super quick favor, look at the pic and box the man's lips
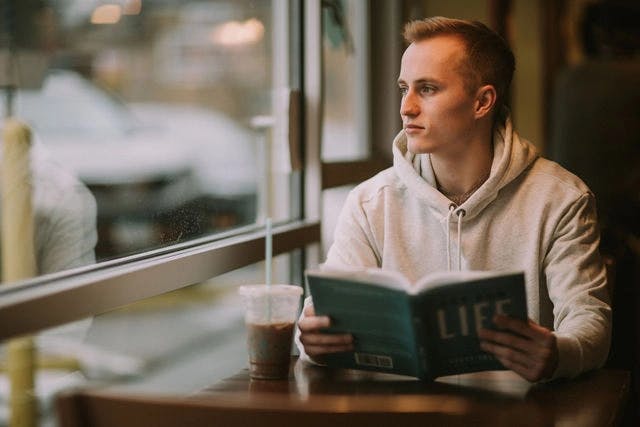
[404,124,425,133]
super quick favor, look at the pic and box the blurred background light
[123,0,142,16]
[210,18,265,46]
[91,4,122,25]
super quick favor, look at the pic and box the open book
[305,267,527,380]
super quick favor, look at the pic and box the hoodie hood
[392,116,539,221]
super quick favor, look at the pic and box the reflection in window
[2,0,295,263]
[321,0,370,161]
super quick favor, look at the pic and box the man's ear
[474,85,497,119]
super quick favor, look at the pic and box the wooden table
[56,358,631,427]
[198,358,631,427]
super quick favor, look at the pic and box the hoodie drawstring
[446,205,455,271]
[446,204,466,271]
[456,209,465,270]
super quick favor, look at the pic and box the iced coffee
[247,322,295,379]
[239,284,302,380]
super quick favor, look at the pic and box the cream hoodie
[298,117,611,380]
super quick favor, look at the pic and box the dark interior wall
[547,3,640,425]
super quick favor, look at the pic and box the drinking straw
[265,217,272,321]
[265,217,272,288]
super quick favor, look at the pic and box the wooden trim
[321,158,390,189]
[303,0,323,222]
[0,221,320,340]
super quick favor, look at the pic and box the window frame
[0,220,319,340]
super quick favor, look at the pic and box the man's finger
[478,327,537,354]
[299,332,353,346]
[298,315,330,331]
[480,340,531,367]
[493,315,543,340]
[305,343,354,357]
[493,355,539,382]
[303,303,316,317]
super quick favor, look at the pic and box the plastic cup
[238,284,303,380]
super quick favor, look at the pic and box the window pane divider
[0,220,319,340]
[321,158,390,189]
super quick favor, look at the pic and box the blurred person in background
[0,133,98,275]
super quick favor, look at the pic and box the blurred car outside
[3,69,258,259]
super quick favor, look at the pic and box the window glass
[321,0,370,161]
[0,0,298,276]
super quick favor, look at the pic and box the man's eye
[421,86,435,94]
[398,86,408,95]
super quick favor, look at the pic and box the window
[0,0,328,330]
[0,1,320,424]
[0,1,403,425]
[1,0,301,270]
[320,0,400,254]
[321,0,370,161]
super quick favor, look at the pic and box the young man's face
[398,35,480,155]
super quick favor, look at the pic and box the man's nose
[400,91,419,117]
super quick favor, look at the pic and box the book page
[311,265,410,291]
[410,270,515,295]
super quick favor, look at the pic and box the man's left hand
[478,314,558,382]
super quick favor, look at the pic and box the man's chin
[407,138,435,154]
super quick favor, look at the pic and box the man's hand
[478,314,558,382]
[297,303,354,364]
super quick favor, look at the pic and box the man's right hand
[297,303,354,364]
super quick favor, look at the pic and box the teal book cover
[306,268,527,380]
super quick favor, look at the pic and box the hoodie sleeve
[325,189,381,269]
[543,192,611,379]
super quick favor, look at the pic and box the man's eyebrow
[396,78,440,86]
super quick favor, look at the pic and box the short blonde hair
[404,17,515,114]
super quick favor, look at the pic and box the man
[297,17,611,382]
